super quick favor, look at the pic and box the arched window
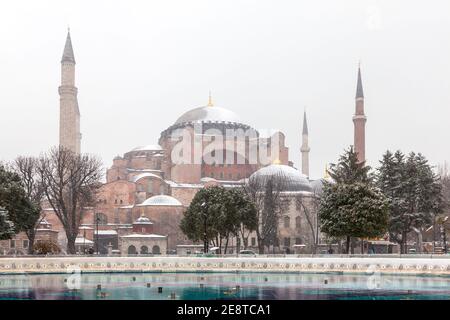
[128,245,137,255]
[152,245,161,255]
[95,213,108,225]
[284,216,290,228]
[295,216,301,229]
[140,246,149,254]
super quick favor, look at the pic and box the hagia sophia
[0,31,367,256]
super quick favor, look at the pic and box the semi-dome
[138,195,182,206]
[249,164,312,193]
[131,172,163,182]
[174,105,242,125]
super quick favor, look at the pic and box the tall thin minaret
[300,110,310,177]
[59,30,81,154]
[353,65,366,163]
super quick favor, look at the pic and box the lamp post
[95,215,100,255]
[201,202,208,254]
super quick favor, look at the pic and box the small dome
[249,164,312,192]
[175,105,242,125]
[134,214,153,225]
[139,195,182,206]
[131,144,162,152]
[310,177,334,195]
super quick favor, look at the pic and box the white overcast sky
[1,0,449,179]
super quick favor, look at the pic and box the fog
[1,0,449,178]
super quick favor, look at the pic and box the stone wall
[0,256,449,276]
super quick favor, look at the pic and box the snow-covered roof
[35,228,58,233]
[127,168,163,173]
[75,237,94,245]
[138,195,182,207]
[121,234,167,239]
[119,205,134,209]
[166,180,203,188]
[94,230,118,235]
[250,164,312,193]
[175,105,242,125]
[79,226,93,230]
[131,144,163,152]
[134,215,153,225]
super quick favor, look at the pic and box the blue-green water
[0,272,449,300]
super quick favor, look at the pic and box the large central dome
[174,105,242,125]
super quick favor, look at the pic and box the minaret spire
[356,63,364,98]
[353,63,367,163]
[59,30,81,154]
[302,110,308,135]
[61,30,76,64]
[300,109,310,177]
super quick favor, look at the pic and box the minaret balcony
[300,146,310,152]
[58,86,78,95]
[352,115,367,122]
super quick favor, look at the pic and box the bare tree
[295,194,320,254]
[38,147,103,254]
[245,175,287,254]
[12,156,45,254]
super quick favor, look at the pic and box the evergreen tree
[320,146,388,253]
[0,207,14,240]
[180,186,257,254]
[328,146,372,184]
[377,150,443,253]
[0,164,36,239]
[320,183,389,253]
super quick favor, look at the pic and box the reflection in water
[0,272,449,300]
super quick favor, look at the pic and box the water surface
[0,272,449,300]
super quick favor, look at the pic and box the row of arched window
[283,216,302,229]
[128,245,160,255]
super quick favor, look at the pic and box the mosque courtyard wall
[0,256,449,276]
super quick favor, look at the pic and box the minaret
[300,110,310,177]
[353,65,366,163]
[59,30,81,154]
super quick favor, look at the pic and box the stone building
[0,218,59,255]
[119,215,168,255]
[245,163,322,254]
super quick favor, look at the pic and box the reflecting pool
[0,272,449,300]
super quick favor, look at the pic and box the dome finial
[207,91,214,107]
[273,158,281,165]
